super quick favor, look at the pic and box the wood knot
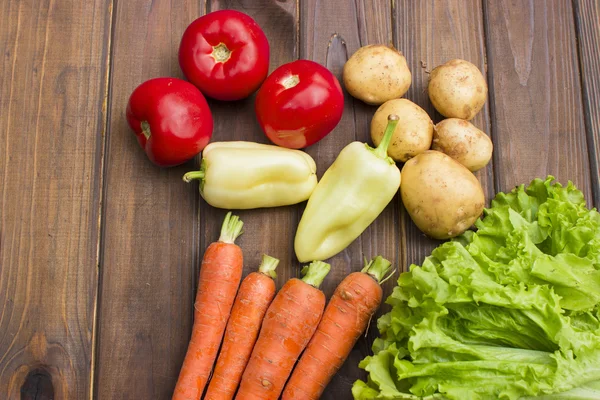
[21,367,54,400]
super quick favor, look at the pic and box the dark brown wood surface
[1,1,599,399]
[574,0,600,206]
[93,1,202,399]
[0,0,112,398]
[483,0,592,202]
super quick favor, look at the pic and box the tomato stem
[211,43,231,63]
[141,121,151,140]
[281,74,300,89]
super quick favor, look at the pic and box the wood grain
[483,0,592,202]
[300,1,395,397]
[395,0,493,268]
[93,1,203,399]
[0,0,112,398]
[573,0,600,207]
[201,0,300,292]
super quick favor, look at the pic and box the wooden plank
[93,1,203,399]
[574,0,600,207]
[200,0,300,295]
[0,0,112,398]
[395,0,494,267]
[300,1,395,398]
[483,0,592,202]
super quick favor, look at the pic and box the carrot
[235,261,331,400]
[172,212,244,400]
[204,254,280,400]
[282,256,393,400]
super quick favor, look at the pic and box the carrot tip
[259,254,279,279]
[300,261,330,288]
[219,211,244,244]
[361,255,394,284]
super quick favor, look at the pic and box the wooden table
[1,0,599,399]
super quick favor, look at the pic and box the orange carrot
[235,261,331,400]
[172,212,244,400]
[282,256,393,400]
[204,254,280,400]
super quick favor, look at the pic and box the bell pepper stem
[361,255,394,284]
[301,261,331,289]
[258,254,279,279]
[182,170,204,182]
[218,211,244,244]
[372,114,399,159]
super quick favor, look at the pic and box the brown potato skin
[432,118,493,172]
[428,59,487,120]
[371,99,433,162]
[343,44,411,105]
[400,150,485,239]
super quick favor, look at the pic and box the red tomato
[178,10,270,101]
[255,60,344,149]
[126,77,213,167]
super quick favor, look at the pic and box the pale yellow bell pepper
[183,141,318,210]
[294,115,401,262]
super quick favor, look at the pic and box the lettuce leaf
[354,177,600,399]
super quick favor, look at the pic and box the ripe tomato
[178,10,270,101]
[126,77,213,167]
[255,60,344,149]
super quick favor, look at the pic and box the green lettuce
[354,177,600,399]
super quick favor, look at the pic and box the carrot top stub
[300,261,331,288]
[259,254,279,279]
[362,255,394,283]
[219,211,244,244]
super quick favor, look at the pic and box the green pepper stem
[372,114,399,159]
[218,211,244,244]
[301,261,331,288]
[182,170,204,183]
[258,254,279,279]
[361,256,393,284]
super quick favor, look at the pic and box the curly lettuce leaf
[354,177,600,400]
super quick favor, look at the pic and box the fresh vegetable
[236,261,331,400]
[126,77,213,167]
[401,150,484,239]
[370,99,433,162]
[255,59,344,149]
[428,59,488,120]
[183,141,318,209]
[205,254,279,400]
[178,10,269,101]
[172,212,244,400]
[353,177,600,400]
[282,256,393,400]
[295,115,401,262]
[433,118,493,172]
[343,44,411,105]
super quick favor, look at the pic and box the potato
[343,44,411,105]
[371,99,433,162]
[428,59,487,120]
[432,118,493,172]
[400,150,484,239]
